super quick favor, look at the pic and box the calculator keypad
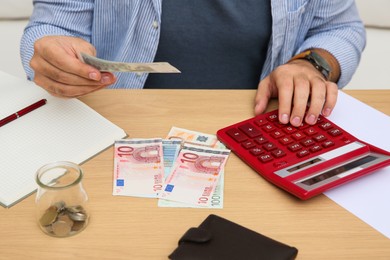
[217,108,390,200]
[224,110,351,165]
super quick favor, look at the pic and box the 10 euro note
[167,127,226,149]
[80,52,180,73]
[159,139,224,209]
[158,144,230,207]
[113,138,165,198]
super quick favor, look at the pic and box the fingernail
[292,116,301,126]
[280,114,289,124]
[89,72,99,80]
[306,114,316,125]
[323,108,332,117]
[101,76,111,84]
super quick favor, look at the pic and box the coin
[71,220,86,232]
[39,206,58,226]
[52,220,72,237]
[66,205,85,213]
[57,213,74,227]
[53,201,66,212]
[66,205,88,221]
[67,211,88,222]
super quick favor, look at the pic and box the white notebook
[0,71,127,207]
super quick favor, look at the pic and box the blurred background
[0,0,388,89]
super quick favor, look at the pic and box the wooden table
[1,89,389,259]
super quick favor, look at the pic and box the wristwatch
[289,50,332,81]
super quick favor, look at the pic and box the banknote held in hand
[80,52,181,73]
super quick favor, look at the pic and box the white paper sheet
[324,91,390,238]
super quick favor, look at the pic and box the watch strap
[289,50,332,81]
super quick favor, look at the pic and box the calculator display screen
[301,155,377,186]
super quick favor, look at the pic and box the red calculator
[217,109,390,200]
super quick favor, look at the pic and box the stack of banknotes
[113,127,230,209]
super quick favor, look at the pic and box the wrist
[288,49,340,83]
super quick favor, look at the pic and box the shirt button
[152,20,159,29]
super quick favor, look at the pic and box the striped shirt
[20,0,366,89]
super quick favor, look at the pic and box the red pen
[0,99,47,127]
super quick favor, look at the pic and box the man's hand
[255,57,338,127]
[30,36,116,97]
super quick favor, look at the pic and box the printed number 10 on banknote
[113,139,164,198]
[159,144,230,206]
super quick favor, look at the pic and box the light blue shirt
[21,0,366,89]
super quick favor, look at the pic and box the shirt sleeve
[20,0,94,80]
[296,0,366,88]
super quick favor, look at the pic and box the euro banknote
[158,144,230,207]
[113,138,164,198]
[80,52,180,73]
[166,127,226,149]
[158,170,224,209]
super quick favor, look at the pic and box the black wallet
[169,214,298,260]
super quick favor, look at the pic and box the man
[20,0,366,126]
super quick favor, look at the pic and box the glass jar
[35,161,89,237]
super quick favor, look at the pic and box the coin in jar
[39,205,58,226]
[71,220,86,232]
[66,205,87,222]
[52,220,72,237]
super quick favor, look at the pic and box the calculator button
[304,127,318,136]
[322,140,335,148]
[258,154,273,163]
[316,116,324,123]
[279,137,294,145]
[253,118,267,126]
[292,132,306,141]
[267,114,278,122]
[297,150,310,158]
[341,136,351,143]
[319,122,333,130]
[250,147,264,156]
[288,143,303,152]
[226,128,248,142]
[254,136,268,145]
[273,121,285,129]
[263,142,277,151]
[310,145,322,153]
[301,138,315,147]
[313,134,327,142]
[271,130,285,139]
[271,149,286,158]
[241,141,256,149]
[328,128,343,137]
[262,124,275,132]
[273,161,288,168]
[298,122,310,130]
[238,123,262,138]
[283,126,297,134]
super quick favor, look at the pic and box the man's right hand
[30,36,116,97]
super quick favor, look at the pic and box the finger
[31,55,115,86]
[35,39,100,81]
[305,77,327,125]
[274,74,294,124]
[290,76,310,127]
[254,77,274,115]
[34,72,114,98]
[322,82,338,117]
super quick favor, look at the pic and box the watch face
[309,52,331,72]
